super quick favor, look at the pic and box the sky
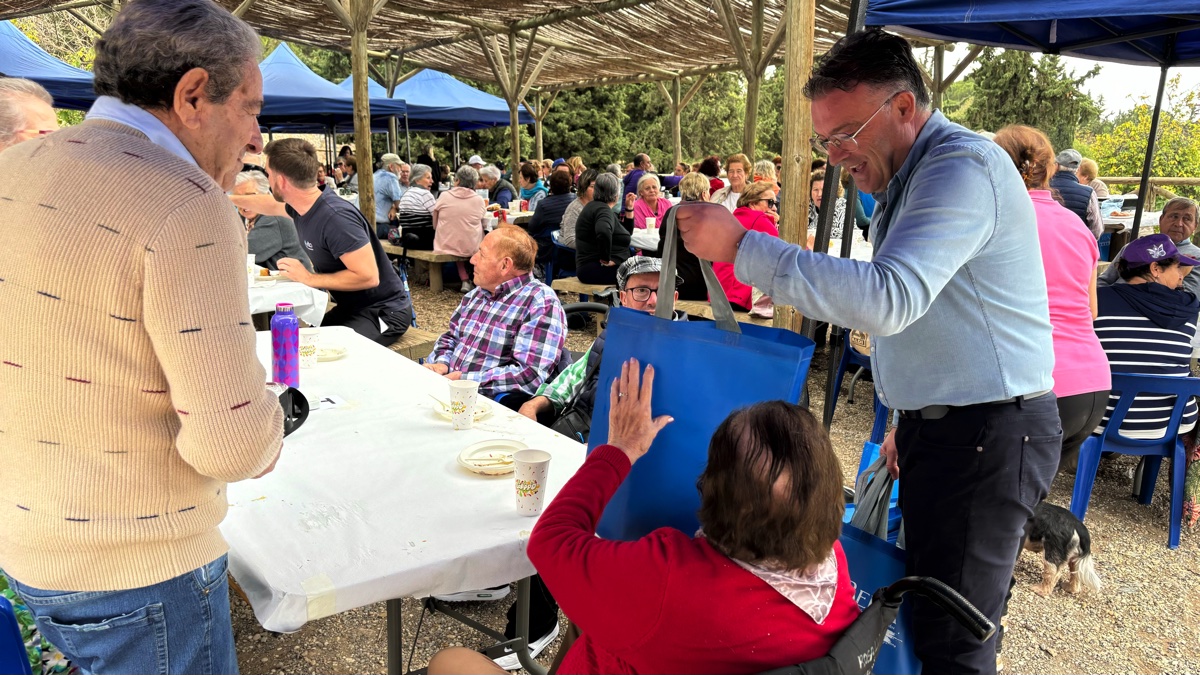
[1061,57,1200,117]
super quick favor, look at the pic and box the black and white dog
[1022,502,1102,597]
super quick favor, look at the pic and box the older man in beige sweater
[0,1,282,673]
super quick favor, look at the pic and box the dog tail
[1076,552,1102,593]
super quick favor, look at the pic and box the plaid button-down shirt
[430,273,567,398]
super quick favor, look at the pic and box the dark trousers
[576,261,618,285]
[1055,389,1111,472]
[323,302,412,348]
[896,394,1061,675]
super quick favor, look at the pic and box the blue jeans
[9,555,237,675]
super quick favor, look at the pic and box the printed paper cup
[514,449,551,516]
[299,327,320,368]
[449,380,480,430]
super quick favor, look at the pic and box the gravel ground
[231,284,1200,675]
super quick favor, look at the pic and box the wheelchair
[760,576,995,675]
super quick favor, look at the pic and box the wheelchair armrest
[880,576,995,641]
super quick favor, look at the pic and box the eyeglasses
[811,92,899,156]
[625,286,659,302]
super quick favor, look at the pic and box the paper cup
[449,380,480,430]
[299,327,320,368]
[514,449,551,516]
[645,216,657,230]
[509,200,521,212]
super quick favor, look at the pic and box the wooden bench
[674,299,773,327]
[380,243,467,293]
[389,326,440,362]
[551,277,615,302]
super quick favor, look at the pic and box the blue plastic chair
[1069,372,1200,549]
[1,595,33,675]
[544,229,575,283]
[830,331,873,419]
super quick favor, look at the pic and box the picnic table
[222,327,586,674]
[248,277,328,325]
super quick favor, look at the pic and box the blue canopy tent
[339,68,534,132]
[259,42,406,127]
[864,1,1200,236]
[0,20,94,110]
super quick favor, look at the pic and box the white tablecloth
[222,327,586,632]
[1104,211,1159,233]
[248,280,328,326]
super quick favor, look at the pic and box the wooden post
[743,73,761,158]
[671,77,682,167]
[534,93,544,161]
[773,0,816,334]
[350,0,375,224]
[932,44,945,110]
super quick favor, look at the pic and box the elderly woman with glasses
[631,173,671,231]
[712,180,780,312]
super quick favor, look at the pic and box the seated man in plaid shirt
[424,226,568,410]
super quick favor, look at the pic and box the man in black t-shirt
[234,138,412,346]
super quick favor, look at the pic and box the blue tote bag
[840,524,922,674]
[589,204,815,540]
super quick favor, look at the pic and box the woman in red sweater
[429,359,859,675]
[714,180,781,311]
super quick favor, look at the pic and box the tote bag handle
[655,204,741,333]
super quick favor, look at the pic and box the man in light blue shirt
[677,29,1060,675]
[373,152,405,239]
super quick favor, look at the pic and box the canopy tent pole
[454,131,461,169]
[817,0,868,427]
[656,75,709,169]
[404,115,411,164]
[1132,57,1173,239]
[773,0,816,338]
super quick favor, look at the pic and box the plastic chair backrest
[1099,372,1200,452]
[0,595,33,675]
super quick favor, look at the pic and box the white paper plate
[317,345,347,362]
[433,398,493,422]
[457,439,526,475]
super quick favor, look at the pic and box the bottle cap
[276,303,295,312]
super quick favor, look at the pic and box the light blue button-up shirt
[86,96,198,166]
[735,111,1054,410]
[373,168,404,224]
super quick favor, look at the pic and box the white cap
[468,155,484,166]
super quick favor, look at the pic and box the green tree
[1081,75,1200,201]
[961,48,1101,150]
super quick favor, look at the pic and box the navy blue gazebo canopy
[0,20,94,110]
[259,42,406,129]
[865,1,1200,66]
[338,68,532,132]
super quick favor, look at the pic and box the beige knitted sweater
[0,120,283,591]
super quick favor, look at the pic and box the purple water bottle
[271,303,300,388]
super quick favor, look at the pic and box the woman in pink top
[631,173,672,230]
[995,125,1111,472]
[715,180,780,311]
[433,165,488,292]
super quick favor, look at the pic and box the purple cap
[552,158,566,167]
[1123,233,1200,268]
[275,302,295,312]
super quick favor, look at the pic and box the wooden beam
[369,0,390,21]
[231,0,258,18]
[941,44,983,90]
[368,61,385,83]
[541,62,746,92]
[750,0,765,70]
[714,0,754,78]
[320,0,354,30]
[0,0,100,21]
[66,8,104,36]
[757,20,787,74]
[931,44,944,110]
[655,80,674,109]
[394,66,421,87]
[776,0,817,335]
[515,26,540,102]
[510,0,664,31]
[742,73,761,157]
[670,77,682,166]
[474,28,512,101]
[679,74,708,111]
[516,46,555,103]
